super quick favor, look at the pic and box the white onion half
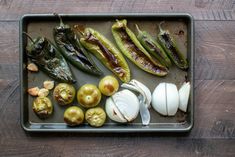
[152,83,179,116]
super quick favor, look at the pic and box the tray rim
[19,13,194,133]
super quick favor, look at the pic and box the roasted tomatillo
[64,106,84,126]
[98,75,119,96]
[85,107,106,127]
[33,96,53,119]
[77,84,101,108]
[53,83,76,106]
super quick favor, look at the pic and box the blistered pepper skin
[157,22,188,70]
[135,24,171,68]
[79,27,130,83]
[112,19,168,77]
[25,35,76,83]
[53,15,102,76]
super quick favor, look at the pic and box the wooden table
[0,0,234,156]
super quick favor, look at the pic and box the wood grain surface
[0,0,235,157]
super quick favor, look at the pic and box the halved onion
[152,83,179,116]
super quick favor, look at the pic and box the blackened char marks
[85,33,126,76]
[118,28,165,73]
[161,33,183,64]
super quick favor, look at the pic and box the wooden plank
[0,138,234,157]
[195,21,235,80]
[191,80,235,138]
[0,0,234,21]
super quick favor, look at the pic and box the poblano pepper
[53,14,102,76]
[112,19,168,77]
[135,24,171,68]
[157,22,188,70]
[78,27,130,83]
[24,33,76,83]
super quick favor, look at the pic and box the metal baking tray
[20,13,194,132]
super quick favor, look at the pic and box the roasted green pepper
[78,27,130,83]
[135,24,171,67]
[157,22,188,70]
[24,33,76,83]
[53,14,102,76]
[112,19,168,77]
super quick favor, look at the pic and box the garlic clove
[166,83,179,116]
[43,80,55,90]
[27,63,38,72]
[178,82,190,112]
[105,98,127,123]
[38,88,49,97]
[28,87,40,96]
[152,83,167,115]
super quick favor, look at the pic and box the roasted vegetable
[53,14,102,76]
[24,33,76,83]
[112,19,168,76]
[98,75,119,96]
[27,63,38,72]
[85,107,106,127]
[157,22,188,70]
[78,27,130,82]
[77,84,101,108]
[33,96,53,119]
[53,83,76,106]
[64,106,84,126]
[135,24,171,67]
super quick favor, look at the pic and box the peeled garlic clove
[105,98,127,123]
[129,79,152,108]
[152,83,167,115]
[28,87,40,96]
[27,63,38,72]
[43,80,54,90]
[105,89,140,123]
[166,83,179,116]
[179,82,190,112]
[38,88,49,97]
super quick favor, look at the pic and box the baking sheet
[20,14,194,132]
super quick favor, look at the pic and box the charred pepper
[157,22,188,70]
[78,27,130,83]
[112,19,168,77]
[24,33,76,83]
[53,14,102,76]
[135,24,171,67]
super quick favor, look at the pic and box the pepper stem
[135,24,142,34]
[73,25,85,36]
[159,21,165,34]
[54,13,64,27]
[23,32,35,43]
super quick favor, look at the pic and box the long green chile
[79,27,131,83]
[135,24,171,68]
[112,19,168,77]
[25,34,76,83]
[53,15,102,76]
[157,22,188,70]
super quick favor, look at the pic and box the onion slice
[178,82,190,112]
